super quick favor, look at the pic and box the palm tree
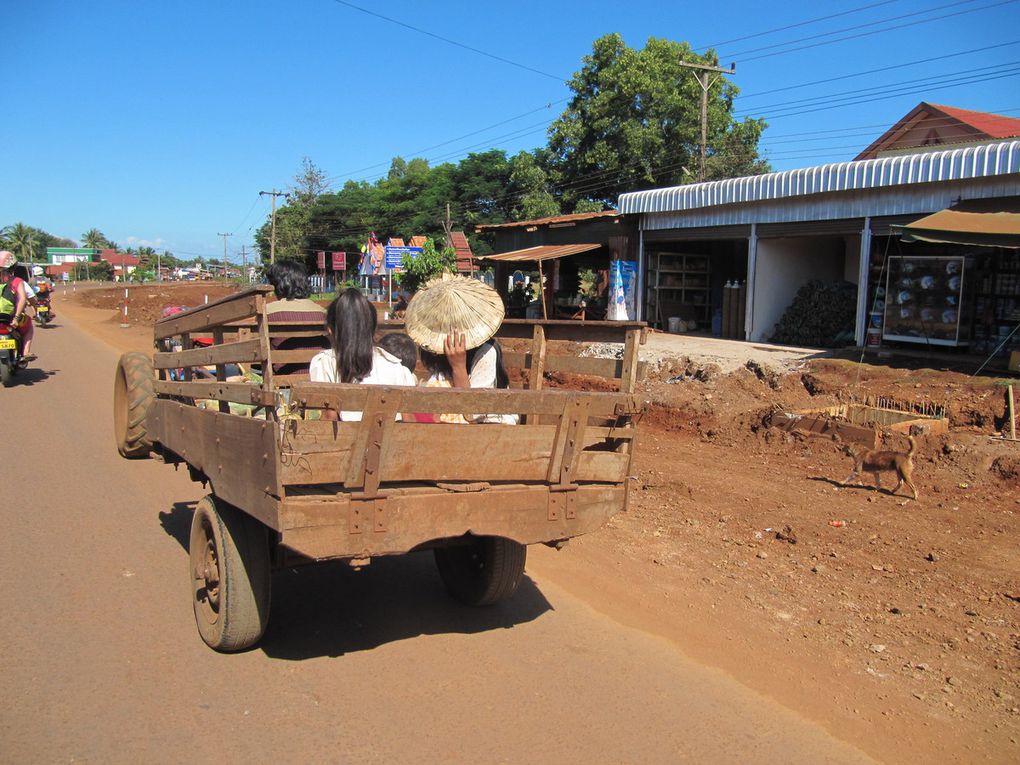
[4,222,38,265]
[81,228,107,251]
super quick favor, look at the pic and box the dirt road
[0,302,877,761]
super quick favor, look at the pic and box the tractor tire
[114,352,155,458]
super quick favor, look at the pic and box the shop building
[619,139,1020,361]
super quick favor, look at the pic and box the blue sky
[3,0,1018,263]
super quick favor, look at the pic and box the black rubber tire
[113,352,154,458]
[0,360,12,388]
[190,495,271,652]
[434,536,527,606]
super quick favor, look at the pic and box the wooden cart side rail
[152,337,266,369]
[278,420,631,487]
[153,379,277,406]
[502,351,648,382]
[153,287,271,340]
[289,383,644,417]
[148,400,282,529]
[379,318,647,344]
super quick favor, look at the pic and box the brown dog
[842,435,918,500]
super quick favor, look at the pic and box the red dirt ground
[70,283,1020,759]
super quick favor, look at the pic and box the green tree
[397,237,456,293]
[293,157,328,208]
[508,150,560,221]
[2,222,39,264]
[81,228,113,250]
[547,33,768,205]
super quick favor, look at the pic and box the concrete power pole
[259,189,290,264]
[240,244,247,284]
[217,232,232,283]
[678,60,736,182]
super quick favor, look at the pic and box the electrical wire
[735,0,1019,63]
[698,0,904,50]
[328,0,565,82]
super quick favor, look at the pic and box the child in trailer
[403,275,518,425]
[309,289,415,421]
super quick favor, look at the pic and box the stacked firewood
[770,280,857,348]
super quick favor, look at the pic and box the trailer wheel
[434,536,527,606]
[113,352,155,458]
[190,495,271,652]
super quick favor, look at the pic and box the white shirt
[309,346,416,421]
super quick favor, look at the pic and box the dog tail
[907,435,916,457]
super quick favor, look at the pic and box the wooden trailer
[113,287,646,652]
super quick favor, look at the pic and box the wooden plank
[152,337,264,369]
[278,484,624,559]
[148,400,281,529]
[620,328,640,394]
[575,451,629,483]
[290,383,642,417]
[530,324,547,392]
[273,372,311,386]
[281,422,560,486]
[154,291,265,340]
[503,352,647,383]
[154,379,276,406]
[268,348,323,364]
[377,318,647,344]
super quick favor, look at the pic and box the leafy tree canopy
[547,33,768,204]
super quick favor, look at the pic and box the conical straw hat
[404,274,505,353]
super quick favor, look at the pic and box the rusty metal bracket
[348,497,387,534]
[548,491,577,521]
[548,397,590,489]
[345,389,400,498]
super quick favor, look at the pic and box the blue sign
[384,245,423,271]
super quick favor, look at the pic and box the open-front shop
[620,141,1020,363]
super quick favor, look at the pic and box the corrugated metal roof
[474,210,619,231]
[478,243,603,262]
[619,140,1020,215]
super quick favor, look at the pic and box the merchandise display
[883,256,970,346]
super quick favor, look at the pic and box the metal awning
[477,243,603,263]
[894,196,1020,248]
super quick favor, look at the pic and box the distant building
[855,102,1020,161]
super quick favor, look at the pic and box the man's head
[266,260,311,300]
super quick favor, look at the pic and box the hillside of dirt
[65,282,1020,759]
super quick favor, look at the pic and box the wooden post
[530,324,547,392]
[214,327,229,414]
[538,260,548,320]
[621,329,640,394]
[1009,385,1016,441]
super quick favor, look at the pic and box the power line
[736,39,1020,100]
[735,0,1019,63]
[328,0,564,82]
[698,0,903,50]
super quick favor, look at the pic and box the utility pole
[217,232,232,283]
[240,245,248,284]
[157,249,161,281]
[259,189,290,264]
[678,60,736,182]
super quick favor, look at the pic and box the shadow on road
[158,500,554,660]
[7,366,57,386]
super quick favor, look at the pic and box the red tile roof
[448,231,476,272]
[928,104,1020,139]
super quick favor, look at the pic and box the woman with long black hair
[309,288,415,420]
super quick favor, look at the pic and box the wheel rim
[193,515,222,626]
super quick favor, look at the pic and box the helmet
[0,251,16,269]
[31,265,44,277]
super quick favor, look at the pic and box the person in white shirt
[309,288,415,421]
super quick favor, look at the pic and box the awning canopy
[477,243,603,263]
[894,196,1020,248]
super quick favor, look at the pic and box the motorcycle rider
[0,253,35,361]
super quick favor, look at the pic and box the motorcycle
[0,312,24,387]
[34,293,54,326]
